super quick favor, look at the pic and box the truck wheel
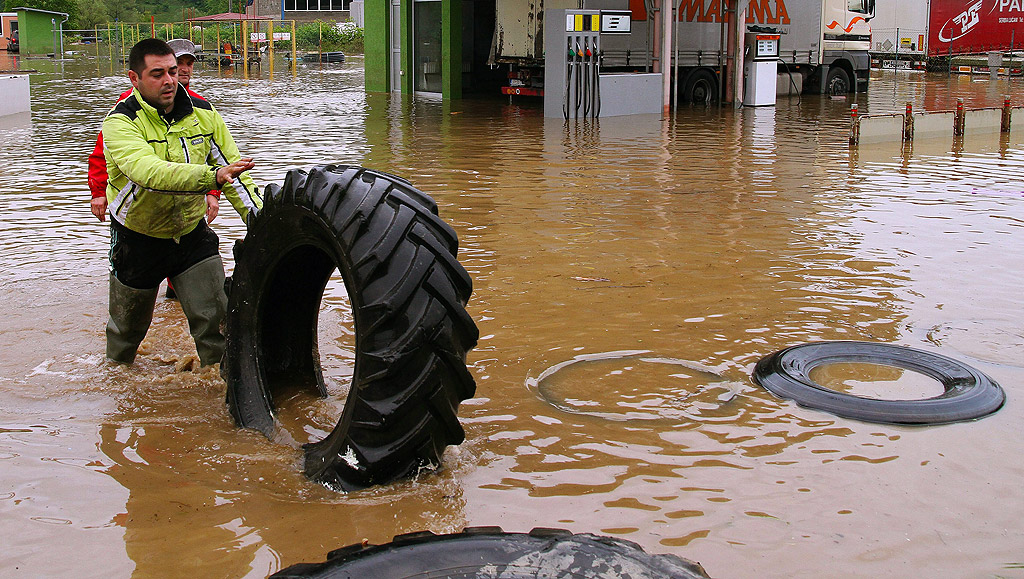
[825,67,851,95]
[270,527,711,578]
[684,70,717,104]
[222,165,479,491]
[753,341,1005,425]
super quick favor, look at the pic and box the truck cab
[818,0,875,93]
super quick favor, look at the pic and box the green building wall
[13,7,66,56]
[364,1,389,92]
[364,0,462,100]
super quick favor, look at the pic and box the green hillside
[5,0,237,29]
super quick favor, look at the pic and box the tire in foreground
[271,527,711,579]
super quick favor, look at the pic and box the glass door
[413,0,442,94]
[390,0,402,92]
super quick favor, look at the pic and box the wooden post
[849,104,860,146]
[242,19,248,73]
[1001,95,1012,132]
[954,98,965,136]
[268,19,275,76]
[904,102,914,142]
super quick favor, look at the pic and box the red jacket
[89,86,220,199]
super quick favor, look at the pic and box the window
[284,0,349,11]
[848,0,875,16]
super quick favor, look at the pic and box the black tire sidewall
[753,341,1005,425]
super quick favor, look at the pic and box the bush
[294,20,363,53]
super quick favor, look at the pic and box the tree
[77,0,110,29]
[105,0,141,23]
[5,0,80,27]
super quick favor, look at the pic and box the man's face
[129,53,178,112]
[177,54,195,88]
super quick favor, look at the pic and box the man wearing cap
[99,37,262,367]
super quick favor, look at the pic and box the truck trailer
[870,0,928,65]
[870,0,1024,67]
[489,0,875,101]
[928,0,1024,56]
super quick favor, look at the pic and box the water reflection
[2,53,1024,577]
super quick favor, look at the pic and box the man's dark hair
[128,38,174,75]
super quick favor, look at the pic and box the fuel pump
[544,8,659,118]
[743,32,780,107]
[554,10,601,120]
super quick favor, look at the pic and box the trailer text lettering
[678,0,790,25]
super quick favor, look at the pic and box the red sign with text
[929,0,1024,56]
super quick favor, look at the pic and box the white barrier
[965,108,1003,134]
[852,102,1024,146]
[0,74,30,117]
[858,114,904,144]
[914,111,956,140]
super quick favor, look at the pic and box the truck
[489,0,875,101]
[870,0,1024,69]
[869,0,928,68]
[928,0,1024,56]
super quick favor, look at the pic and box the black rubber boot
[170,255,228,366]
[106,273,159,364]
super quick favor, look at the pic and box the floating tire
[270,527,711,579]
[222,165,479,490]
[753,341,1005,425]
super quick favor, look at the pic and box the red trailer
[929,0,1024,56]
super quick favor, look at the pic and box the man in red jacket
[89,38,220,225]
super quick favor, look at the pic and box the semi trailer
[870,0,1024,66]
[489,0,875,101]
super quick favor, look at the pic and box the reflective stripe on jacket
[102,86,261,239]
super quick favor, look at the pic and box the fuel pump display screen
[755,35,780,58]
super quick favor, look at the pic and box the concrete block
[1012,107,1024,133]
[776,71,802,96]
[858,113,904,144]
[965,108,1002,134]
[594,73,663,117]
[914,111,955,140]
[0,74,30,117]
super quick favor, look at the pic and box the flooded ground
[2,50,1024,577]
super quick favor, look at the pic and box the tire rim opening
[274,268,354,446]
[257,241,350,447]
[808,362,946,401]
[535,352,736,422]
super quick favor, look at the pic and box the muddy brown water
[2,51,1024,577]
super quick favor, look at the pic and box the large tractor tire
[271,527,711,578]
[222,165,479,491]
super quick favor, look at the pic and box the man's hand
[206,193,220,223]
[91,197,108,222]
[216,158,255,186]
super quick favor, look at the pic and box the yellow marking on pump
[574,14,583,31]
[592,15,600,31]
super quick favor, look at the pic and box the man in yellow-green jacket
[102,38,263,366]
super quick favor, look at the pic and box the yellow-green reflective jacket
[102,86,262,239]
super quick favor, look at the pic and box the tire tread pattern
[269,526,711,579]
[223,165,478,490]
